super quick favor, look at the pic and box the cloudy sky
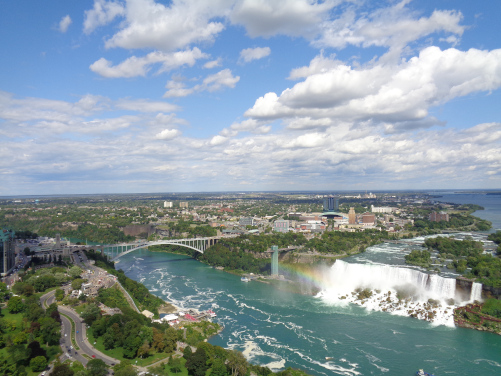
[1,0,501,195]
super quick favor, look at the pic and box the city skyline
[1,0,501,195]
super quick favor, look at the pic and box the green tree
[69,266,83,279]
[7,296,25,313]
[137,341,151,358]
[7,344,30,365]
[39,317,61,345]
[482,299,501,318]
[87,358,108,376]
[115,366,138,376]
[163,326,178,353]
[226,350,247,376]
[24,304,44,323]
[168,355,183,373]
[123,336,142,359]
[0,282,9,301]
[81,303,101,325]
[71,278,85,290]
[52,363,75,376]
[186,347,208,376]
[114,360,137,376]
[55,288,65,301]
[70,361,86,374]
[183,345,193,361]
[30,356,48,372]
[211,358,229,376]
[12,282,34,297]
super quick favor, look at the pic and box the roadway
[40,278,119,368]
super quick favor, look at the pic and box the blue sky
[1,0,501,195]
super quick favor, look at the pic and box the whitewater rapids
[317,260,482,327]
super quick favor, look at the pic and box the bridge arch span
[106,238,219,261]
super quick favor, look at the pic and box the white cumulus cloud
[155,128,181,140]
[315,2,465,60]
[246,47,501,128]
[58,15,72,33]
[83,0,125,34]
[103,0,228,51]
[229,0,335,38]
[164,69,240,98]
[90,48,207,78]
[239,47,271,63]
[210,135,228,146]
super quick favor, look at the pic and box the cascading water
[470,282,483,301]
[321,260,457,300]
[317,260,474,327]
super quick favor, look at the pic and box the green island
[422,235,501,289]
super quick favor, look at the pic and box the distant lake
[430,192,501,231]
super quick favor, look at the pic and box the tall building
[163,201,173,208]
[348,207,356,224]
[274,219,290,233]
[0,228,16,276]
[362,212,375,224]
[179,201,189,208]
[239,217,255,227]
[429,211,449,222]
[323,196,339,211]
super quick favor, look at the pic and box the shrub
[30,355,48,372]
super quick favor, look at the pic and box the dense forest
[0,275,64,374]
[413,213,491,232]
[404,250,432,268]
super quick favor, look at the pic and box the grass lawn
[87,328,172,366]
[74,303,87,315]
[0,309,25,327]
[150,356,188,376]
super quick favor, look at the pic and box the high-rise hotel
[0,228,15,276]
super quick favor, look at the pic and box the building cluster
[67,268,117,298]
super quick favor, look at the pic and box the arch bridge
[99,237,221,261]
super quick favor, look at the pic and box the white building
[163,201,173,208]
[371,205,394,213]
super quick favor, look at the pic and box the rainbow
[276,262,330,289]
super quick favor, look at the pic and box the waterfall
[470,282,482,302]
[323,260,457,301]
[318,260,469,326]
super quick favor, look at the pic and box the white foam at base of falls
[317,260,482,327]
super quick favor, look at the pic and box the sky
[1,0,501,196]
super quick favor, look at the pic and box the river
[115,193,501,376]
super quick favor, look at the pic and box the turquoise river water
[114,193,501,376]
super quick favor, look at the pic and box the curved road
[40,290,119,367]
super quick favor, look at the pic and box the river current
[116,193,501,376]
